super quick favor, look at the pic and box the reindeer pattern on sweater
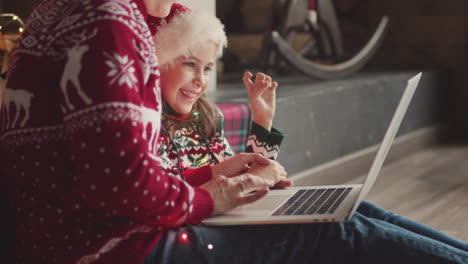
[0,1,212,264]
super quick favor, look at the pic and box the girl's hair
[192,94,218,139]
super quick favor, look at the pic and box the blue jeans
[143,202,468,264]
[357,200,468,252]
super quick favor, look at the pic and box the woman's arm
[62,13,213,225]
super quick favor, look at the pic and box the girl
[154,8,289,186]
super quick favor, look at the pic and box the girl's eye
[183,62,195,67]
[204,66,212,73]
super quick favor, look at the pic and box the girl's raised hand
[242,71,278,131]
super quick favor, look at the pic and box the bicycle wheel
[272,0,389,80]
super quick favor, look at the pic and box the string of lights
[0,13,25,35]
[159,111,219,261]
[158,111,220,177]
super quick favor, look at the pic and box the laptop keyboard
[272,188,352,216]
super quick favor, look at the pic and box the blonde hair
[192,94,218,139]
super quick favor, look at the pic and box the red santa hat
[153,9,227,66]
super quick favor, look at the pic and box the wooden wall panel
[338,1,468,139]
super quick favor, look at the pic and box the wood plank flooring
[296,143,468,242]
[363,144,468,241]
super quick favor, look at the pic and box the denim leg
[349,212,468,263]
[358,200,468,251]
[143,223,350,264]
[143,214,468,264]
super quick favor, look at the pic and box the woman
[0,0,279,263]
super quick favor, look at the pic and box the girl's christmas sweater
[157,108,284,182]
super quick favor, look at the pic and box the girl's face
[143,0,178,17]
[160,43,216,118]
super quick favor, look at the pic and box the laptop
[202,72,422,225]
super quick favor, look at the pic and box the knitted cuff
[187,187,214,224]
[250,122,284,147]
[183,165,213,186]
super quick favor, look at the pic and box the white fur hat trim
[153,11,227,66]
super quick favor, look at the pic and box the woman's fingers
[273,179,294,189]
[202,172,288,215]
[235,187,270,206]
[237,173,274,194]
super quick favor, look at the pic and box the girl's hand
[211,153,272,178]
[247,161,293,189]
[200,174,274,215]
[243,71,278,131]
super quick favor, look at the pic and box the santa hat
[153,9,227,66]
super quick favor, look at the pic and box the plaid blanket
[217,103,251,154]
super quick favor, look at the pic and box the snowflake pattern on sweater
[0,1,212,264]
[157,108,284,184]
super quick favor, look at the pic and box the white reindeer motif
[4,88,34,128]
[140,106,161,153]
[57,28,97,111]
[60,44,93,110]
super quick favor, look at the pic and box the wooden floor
[295,143,468,242]
[348,143,468,241]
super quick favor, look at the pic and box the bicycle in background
[220,0,389,80]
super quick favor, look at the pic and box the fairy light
[179,232,189,243]
[158,110,221,177]
[207,244,213,250]
[192,111,200,121]
[0,13,25,35]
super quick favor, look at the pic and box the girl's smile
[160,43,216,118]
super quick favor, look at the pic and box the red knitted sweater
[0,1,213,263]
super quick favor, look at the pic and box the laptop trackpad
[236,193,290,212]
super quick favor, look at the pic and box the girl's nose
[193,72,206,88]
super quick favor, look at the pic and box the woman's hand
[243,71,278,131]
[211,153,272,178]
[247,161,293,189]
[200,174,274,215]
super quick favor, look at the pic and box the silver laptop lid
[348,72,422,218]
